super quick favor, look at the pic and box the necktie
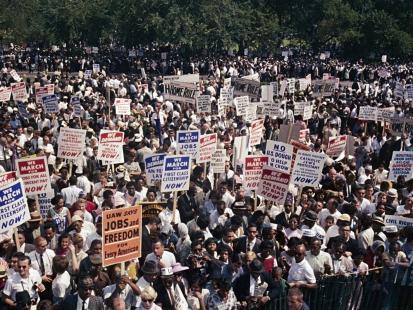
[39,254,45,275]
[82,300,86,310]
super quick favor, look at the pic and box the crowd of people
[0,43,413,310]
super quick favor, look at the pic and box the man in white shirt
[288,244,317,289]
[305,239,333,275]
[28,237,55,281]
[158,201,181,227]
[318,198,341,227]
[61,176,83,208]
[144,239,176,268]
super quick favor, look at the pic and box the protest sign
[176,130,200,159]
[57,128,86,160]
[381,55,387,63]
[42,94,59,114]
[299,129,309,143]
[35,84,54,104]
[404,119,413,136]
[11,82,27,101]
[358,106,378,121]
[234,96,249,116]
[261,85,274,102]
[249,119,264,146]
[0,87,11,102]
[232,77,260,99]
[97,130,124,163]
[263,101,281,116]
[243,156,269,190]
[219,88,233,106]
[388,151,413,181]
[377,107,395,123]
[390,117,404,136]
[299,78,310,91]
[406,84,413,100]
[161,155,191,192]
[242,73,260,82]
[197,133,217,163]
[196,95,211,113]
[93,63,100,73]
[163,81,198,104]
[84,70,92,79]
[394,82,404,99]
[279,80,287,97]
[17,102,29,118]
[257,166,290,204]
[313,80,336,97]
[211,149,227,173]
[92,47,99,54]
[294,102,308,116]
[278,123,300,143]
[270,81,278,96]
[303,104,312,120]
[163,74,199,84]
[139,202,167,220]
[38,191,54,219]
[291,150,326,187]
[287,78,296,94]
[326,135,348,158]
[73,104,82,118]
[16,157,52,194]
[233,136,249,168]
[384,215,413,229]
[265,141,293,173]
[114,98,132,115]
[70,96,80,105]
[102,206,142,267]
[245,103,257,122]
[0,172,16,188]
[0,179,30,234]
[9,69,21,82]
[144,153,166,186]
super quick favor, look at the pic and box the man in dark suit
[141,217,161,264]
[60,276,104,310]
[233,259,280,306]
[274,202,293,228]
[234,223,261,254]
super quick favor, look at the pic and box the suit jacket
[141,226,152,260]
[274,212,290,228]
[60,294,104,310]
[153,281,175,310]
[234,236,261,254]
[233,271,280,302]
[177,193,197,223]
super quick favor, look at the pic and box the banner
[326,135,348,158]
[16,156,52,194]
[196,95,211,113]
[163,74,199,84]
[249,119,264,146]
[102,205,142,267]
[57,128,86,160]
[144,153,166,186]
[384,215,413,229]
[0,172,16,188]
[358,106,378,121]
[97,130,124,163]
[139,202,167,220]
[232,77,260,99]
[0,87,11,102]
[291,150,325,187]
[265,141,293,173]
[176,130,200,159]
[11,82,27,102]
[197,133,217,164]
[163,81,198,104]
[244,156,268,190]
[161,155,191,192]
[0,179,30,234]
[42,94,59,114]
[114,98,132,115]
[388,151,413,181]
[257,166,290,204]
[211,149,227,173]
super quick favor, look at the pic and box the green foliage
[1,0,413,58]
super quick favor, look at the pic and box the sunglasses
[141,299,154,303]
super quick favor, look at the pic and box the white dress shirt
[76,295,89,310]
[29,249,55,275]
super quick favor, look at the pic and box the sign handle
[14,228,20,251]
[172,191,177,224]
[35,194,43,224]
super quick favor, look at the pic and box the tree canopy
[1,0,413,58]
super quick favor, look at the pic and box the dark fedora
[141,260,160,275]
[304,210,318,222]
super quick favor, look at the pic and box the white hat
[383,225,398,234]
[302,229,316,238]
[160,267,174,277]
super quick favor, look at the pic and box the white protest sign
[388,151,413,181]
[16,156,52,194]
[0,87,11,102]
[197,133,217,164]
[381,55,387,63]
[384,215,413,229]
[303,104,312,121]
[163,81,198,104]
[0,179,30,234]
[406,84,413,100]
[11,82,27,102]
[245,103,257,122]
[57,128,86,160]
[243,73,260,82]
[394,82,404,99]
[84,70,92,79]
[0,172,16,188]
[73,104,82,118]
[196,95,211,113]
[220,88,233,106]
[257,166,290,204]
[270,81,278,96]
[114,98,132,115]
[176,130,200,159]
[92,47,99,54]
[287,78,296,94]
[294,102,308,116]
[249,119,264,146]
[161,155,191,192]
[265,141,294,173]
[326,135,348,158]
[377,107,395,123]
[35,84,54,104]
[358,106,378,121]
[93,64,100,73]
[291,150,326,187]
[97,130,124,163]
[38,191,54,220]
[163,73,199,84]
[299,78,310,91]
[279,80,287,97]
[211,149,227,174]
[9,69,21,82]
[234,96,249,116]
[263,101,281,117]
[144,153,166,186]
[244,156,268,190]
[261,85,274,102]
[233,136,249,168]
[42,94,59,114]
